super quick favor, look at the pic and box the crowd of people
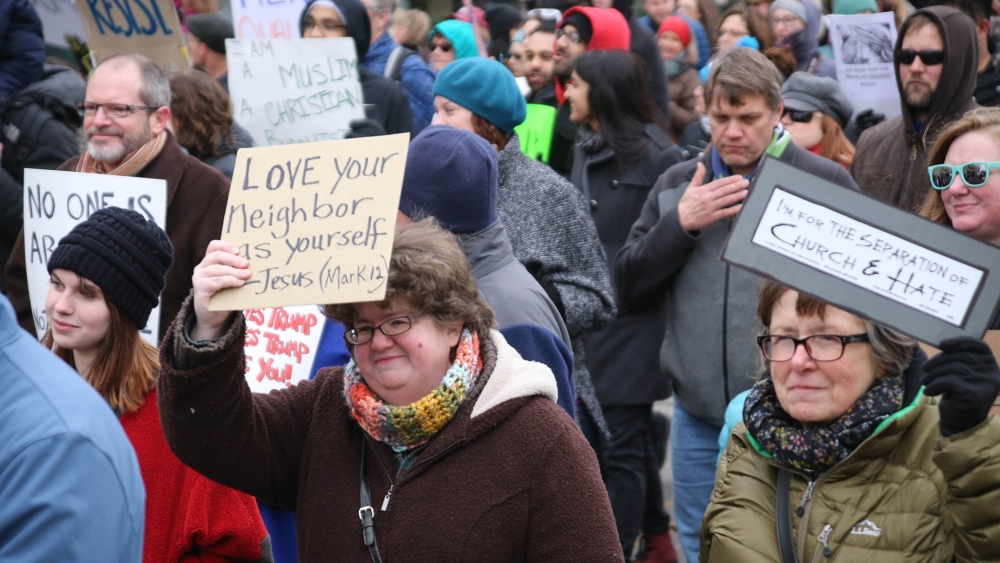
[2,0,1000,561]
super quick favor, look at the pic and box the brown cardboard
[74,0,189,70]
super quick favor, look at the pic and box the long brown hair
[920,108,1000,226]
[817,114,856,167]
[168,69,234,157]
[42,284,158,414]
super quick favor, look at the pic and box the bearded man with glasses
[850,7,979,213]
[4,52,230,340]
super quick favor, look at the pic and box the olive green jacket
[700,393,1000,563]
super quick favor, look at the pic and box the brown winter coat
[157,297,623,563]
[668,67,701,141]
[4,132,230,339]
[850,7,978,213]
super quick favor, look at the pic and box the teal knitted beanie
[430,20,479,60]
[832,0,877,14]
[434,57,527,134]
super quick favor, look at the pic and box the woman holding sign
[40,208,272,563]
[700,280,1000,562]
[157,218,622,562]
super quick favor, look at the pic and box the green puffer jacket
[701,381,1000,563]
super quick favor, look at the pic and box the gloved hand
[344,118,386,139]
[921,336,1000,437]
[854,108,885,138]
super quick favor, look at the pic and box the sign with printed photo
[828,12,901,121]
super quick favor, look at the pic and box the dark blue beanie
[400,126,498,234]
[433,58,527,134]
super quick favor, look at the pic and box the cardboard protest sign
[73,0,189,70]
[227,38,365,146]
[231,0,308,39]
[23,169,168,345]
[209,133,409,311]
[722,158,1000,346]
[243,305,322,392]
[32,0,87,49]
[828,13,901,121]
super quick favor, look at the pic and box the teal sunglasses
[928,162,1000,190]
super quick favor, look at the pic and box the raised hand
[921,336,1000,437]
[191,240,251,341]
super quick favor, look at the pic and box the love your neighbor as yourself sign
[722,157,1000,346]
[209,133,409,312]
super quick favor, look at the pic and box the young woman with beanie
[780,71,856,167]
[42,207,271,563]
[565,49,683,563]
[658,16,702,140]
[430,56,618,453]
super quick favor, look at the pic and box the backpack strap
[384,46,417,83]
[3,99,50,180]
[777,469,800,563]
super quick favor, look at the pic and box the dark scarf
[744,374,904,476]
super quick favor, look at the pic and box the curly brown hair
[324,218,496,342]
[168,70,233,157]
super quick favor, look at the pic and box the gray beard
[87,122,153,164]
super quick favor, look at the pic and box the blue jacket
[0,294,145,562]
[364,32,437,134]
[0,0,44,102]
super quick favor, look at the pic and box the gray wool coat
[497,134,617,436]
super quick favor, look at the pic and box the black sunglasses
[898,49,944,65]
[432,42,453,52]
[782,109,814,123]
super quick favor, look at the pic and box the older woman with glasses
[700,279,1000,562]
[156,219,623,563]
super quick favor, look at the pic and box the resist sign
[753,188,983,325]
[209,133,409,311]
[74,0,189,70]
[23,169,167,345]
[227,38,365,146]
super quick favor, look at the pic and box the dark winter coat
[0,0,43,105]
[851,7,978,212]
[614,137,858,426]
[571,124,682,405]
[614,0,670,124]
[158,297,624,563]
[668,66,701,141]
[300,0,413,136]
[198,122,256,180]
[4,132,230,338]
[497,134,617,433]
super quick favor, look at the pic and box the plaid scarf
[76,131,167,176]
[744,374,903,477]
[343,328,482,452]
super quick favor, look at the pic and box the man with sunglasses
[850,7,979,212]
[3,53,230,342]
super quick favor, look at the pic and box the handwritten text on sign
[23,169,167,345]
[209,134,409,311]
[227,38,365,147]
[752,188,983,325]
[232,0,309,39]
[243,306,321,392]
[73,0,188,69]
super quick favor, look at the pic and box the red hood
[555,7,631,103]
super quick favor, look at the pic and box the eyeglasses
[555,28,583,44]
[527,8,561,21]
[757,333,870,362]
[77,102,158,118]
[431,42,453,52]
[928,162,1000,190]
[344,315,424,345]
[898,49,944,65]
[303,19,347,33]
[782,109,816,123]
[770,16,801,27]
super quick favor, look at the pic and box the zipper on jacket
[795,481,816,517]
[795,473,829,560]
[381,485,393,512]
[910,145,917,160]
[721,264,731,405]
[363,435,396,512]
[810,524,833,562]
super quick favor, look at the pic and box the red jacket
[121,389,271,563]
[555,7,631,103]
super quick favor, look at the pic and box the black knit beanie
[48,207,174,329]
[562,12,593,46]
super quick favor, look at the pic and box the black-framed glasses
[77,101,158,118]
[928,162,1000,190]
[782,109,816,123]
[898,49,944,65]
[555,28,583,44]
[344,314,424,345]
[757,333,870,362]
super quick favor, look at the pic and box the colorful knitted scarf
[343,328,482,452]
[77,130,167,176]
[744,374,903,477]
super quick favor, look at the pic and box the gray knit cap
[770,0,808,23]
[782,71,855,128]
